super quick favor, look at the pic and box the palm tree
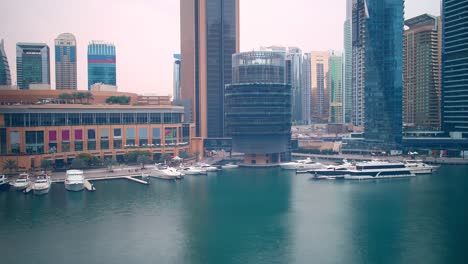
[3,159,17,173]
[58,93,72,104]
[84,92,94,104]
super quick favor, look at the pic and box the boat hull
[65,183,84,192]
[0,183,10,191]
[33,187,50,195]
[11,183,29,191]
[344,174,415,180]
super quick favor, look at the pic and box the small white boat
[179,166,207,175]
[404,160,439,174]
[11,173,30,191]
[197,163,219,172]
[148,166,182,180]
[280,158,325,171]
[32,175,51,195]
[221,163,238,169]
[0,174,10,191]
[65,170,85,192]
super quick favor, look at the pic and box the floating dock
[124,176,149,185]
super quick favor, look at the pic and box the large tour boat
[65,170,85,192]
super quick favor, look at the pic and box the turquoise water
[1,166,467,264]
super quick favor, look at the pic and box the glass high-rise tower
[173,54,181,101]
[16,43,50,90]
[442,0,468,135]
[0,39,11,86]
[343,0,353,123]
[87,41,116,90]
[363,0,404,145]
[55,33,77,90]
[180,0,239,138]
[329,52,344,124]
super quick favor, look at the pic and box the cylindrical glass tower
[225,51,292,166]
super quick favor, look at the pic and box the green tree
[137,155,151,169]
[106,96,131,105]
[124,150,151,163]
[3,159,17,173]
[40,160,54,175]
[58,93,72,104]
[84,92,94,104]
[160,153,172,163]
[71,158,86,169]
[193,151,200,162]
[75,92,86,104]
[75,153,100,166]
[179,151,190,159]
[104,158,117,172]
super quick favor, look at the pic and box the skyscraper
[351,0,367,127]
[0,39,11,86]
[16,43,50,90]
[310,51,330,122]
[87,41,116,90]
[173,54,181,101]
[403,14,442,131]
[363,0,404,145]
[442,0,468,135]
[343,0,353,123]
[286,47,304,124]
[55,33,77,90]
[180,0,239,138]
[329,52,344,124]
[302,53,312,124]
[225,51,291,165]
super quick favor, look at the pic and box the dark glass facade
[205,0,238,138]
[363,0,404,145]
[442,0,468,134]
[16,43,50,90]
[0,39,11,86]
[225,51,292,156]
[87,41,116,89]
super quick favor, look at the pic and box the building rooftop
[405,13,436,28]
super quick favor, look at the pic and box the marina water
[1,165,467,264]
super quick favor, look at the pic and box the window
[100,128,109,150]
[137,113,148,124]
[74,129,83,141]
[139,128,148,147]
[88,129,96,140]
[62,142,70,152]
[123,113,134,124]
[87,141,96,151]
[109,113,121,124]
[152,128,161,146]
[62,130,70,141]
[126,128,135,146]
[114,139,122,149]
[150,113,161,124]
[48,142,57,153]
[114,128,122,139]
[25,131,44,154]
[49,131,57,142]
[164,128,177,145]
[82,113,94,125]
[75,141,83,152]
[10,131,20,153]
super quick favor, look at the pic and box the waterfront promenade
[293,153,468,165]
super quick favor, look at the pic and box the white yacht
[221,163,238,169]
[197,163,219,172]
[280,158,325,171]
[310,161,356,179]
[65,170,85,192]
[0,174,10,191]
[179,166,207,175]
[343,161,415,180]
[11,173,30,191]
[404,160,439,174]
[149,166,182,180]
[32,175,51,195]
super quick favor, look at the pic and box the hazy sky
[1,0,441,95]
